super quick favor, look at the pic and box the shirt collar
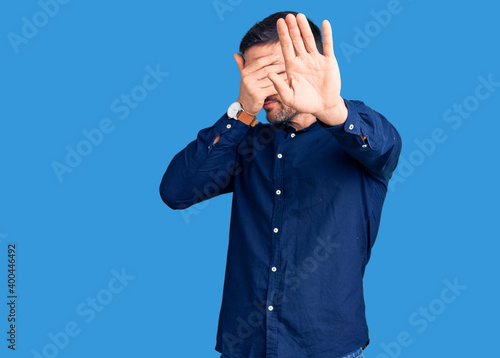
[271,120,320,133]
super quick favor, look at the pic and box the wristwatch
[227,101,258,127]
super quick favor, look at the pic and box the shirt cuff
[317,99,363,136]
[209,112,254,149]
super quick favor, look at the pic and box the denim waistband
[220,346,364,358]
[340,347,363,358]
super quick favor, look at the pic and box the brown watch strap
[237,110,258,127]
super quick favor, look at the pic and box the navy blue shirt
[160,99,402,358]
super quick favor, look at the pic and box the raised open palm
[268,13,347,125]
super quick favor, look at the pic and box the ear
[234,53,245,71]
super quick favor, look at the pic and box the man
[160,11,401,358]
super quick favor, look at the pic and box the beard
[264,96,299,126]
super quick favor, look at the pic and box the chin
[266,107,298,126]
[266,116,288,126]
[265,113,282,124]
[265,107,284,124]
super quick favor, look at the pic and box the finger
[259,75,287,89]
[268,72,293,104]
[234,53,245,71]
[322,20,334,57]
[285,13,307,56]
[258,68,288,85]
[296,13,318,54]
[261,76,289,98]
[259,70,289,88]
[253,63,286,80]
[263,86,279,98]
[245,53,282,73]
[276,18,295,60]
[261,82,278,91]
[256,75,278,88]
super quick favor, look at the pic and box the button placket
[265,139,287,357]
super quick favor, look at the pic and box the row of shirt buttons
[268,133,296,315]
[269,144,285,314]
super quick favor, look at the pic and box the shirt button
[349,124,354,130]
[268,305,274,311]
[276,190,281,195]
[226,124,232,129]
[290,133,296,138]
[273,228,279,233]
[277,154,283,159]
[271,267,277,272]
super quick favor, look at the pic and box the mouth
[263,101,276,109]
[264,98,279,110]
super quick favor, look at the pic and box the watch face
[227,102,242,119]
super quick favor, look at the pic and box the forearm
[318,99,402,183]
[159,113,251,209]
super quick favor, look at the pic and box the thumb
[234,53,245,72]
[268,72,293,105]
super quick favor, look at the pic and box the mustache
[264,96,281,103]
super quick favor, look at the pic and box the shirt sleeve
[159,113,252,210]
[318,99,402,184]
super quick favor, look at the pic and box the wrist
[228,100,259,127]
[237,98,259,116]
[314,99,348,126]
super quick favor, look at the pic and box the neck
[287,113,317,131]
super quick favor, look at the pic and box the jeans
[341,347,364,358]
[220,347,365,358]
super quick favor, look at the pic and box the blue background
[1,0,498,357]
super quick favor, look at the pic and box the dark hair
[239,11,323,55]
